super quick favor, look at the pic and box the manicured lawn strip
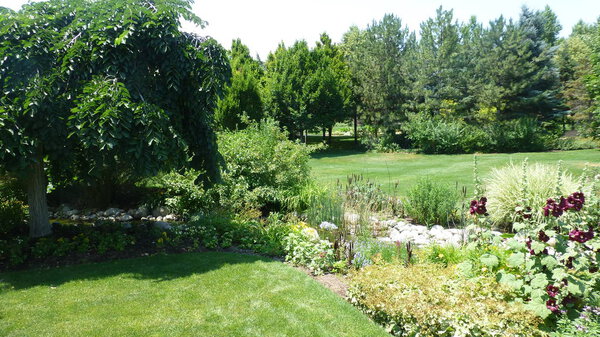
[0,252,388,337]
[310,148,599,196]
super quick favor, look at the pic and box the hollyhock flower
[538,230,550,243]
[546,284,560,298]
[561,293,577,305]
[569,228,594,243]
[469,197,488,215]
[543,198,563,217]
[564,257,574,269]
[546,298,560,313]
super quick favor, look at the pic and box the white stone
[117,214,133,222]
[154,221,172,230]
[104,208,122,217]
[389,228,402,242]
[70,214,80,221]
[413,235,431,246]
[152,206,170,217]
[411,225,428,233]
[164,214,177,221]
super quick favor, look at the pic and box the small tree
[0,0,230,237]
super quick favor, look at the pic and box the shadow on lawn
[0,251,274,290]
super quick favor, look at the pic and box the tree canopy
[0,0,230,237]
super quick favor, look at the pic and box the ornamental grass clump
[485,161,580,229]
[348,264,545,337]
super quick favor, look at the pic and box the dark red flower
[546,298,560,313]
[469,197,488,216]
[561,293,577,306]
[538,230,549,243]
[569,228,594,243]
[546,284,560,298]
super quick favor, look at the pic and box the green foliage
[485,118,550,153]
[340,174,403,215]
[215,39,263,130]
[149,169,213,218]
[402,114,550,154]
[0,198,27,237]
[485,161,580,227]
[0,0,230,236]
[342,15,412,134]
[349,264,546,336]
[353,238,413,268]
[283,231,335,274]
[262,35,351,138]
[421,244,510,277]
[554,305,600,336]
[405,177,459,226]
[498,186,600,319]
[552,137,599,151]
[216,119,314,214]
[555,23,596,137]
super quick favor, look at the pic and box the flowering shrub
[497,189,600,318]
[348,264,545,337]
[283,231,334,274]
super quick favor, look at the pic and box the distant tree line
[216,5,600,145]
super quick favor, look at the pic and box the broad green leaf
[480,254,499,268]
[507,252,525,268]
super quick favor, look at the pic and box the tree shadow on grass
[0,251,275,290]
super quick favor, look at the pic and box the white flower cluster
[319,221,338,231]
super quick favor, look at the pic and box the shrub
[348,264,546,337]
[145,169,214,218]
[552,137,599,151]
[484,118,550,153]
[402,114,469,154]
[401,115,551,154]
[283,230,335,274]
[405,177,459,226]
[485,161,580,227]
[0,198,28,237]
[216,119,315,214]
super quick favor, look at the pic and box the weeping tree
[0,0,230,237]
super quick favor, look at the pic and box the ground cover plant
[0,252,389,337]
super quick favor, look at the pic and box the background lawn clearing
[310,147,599,196]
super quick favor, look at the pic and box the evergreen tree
[215,39,263,130]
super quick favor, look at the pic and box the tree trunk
[27,159,51,238]
[322,128,326,141]
[328,126,332,144]
[354,111,358,144]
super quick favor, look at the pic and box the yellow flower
[481,267,488,273]
[438,254,444,259]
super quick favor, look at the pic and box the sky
[2,0,599,60]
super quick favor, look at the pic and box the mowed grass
[310,144,600,196]
[0,252,388,337]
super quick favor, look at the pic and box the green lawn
[310,147,600,196]
[0,252,388,337]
